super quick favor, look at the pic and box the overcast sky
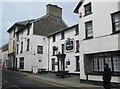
[1,2,78,46]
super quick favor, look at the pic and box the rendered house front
[48,24,80,74]
[74,1,120,83]
[0,43,8,67]
[15,4,68,72]
[7,22,27,70]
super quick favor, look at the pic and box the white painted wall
[16,23,48,71]
[78,1,120,83]
[49,26,80,73]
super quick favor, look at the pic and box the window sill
[84,36,93,40]
[61,38,65,40]
[75,51,79,53]
[83,12,93,17]
[75,34,79,36]
[86,72,120,76]
[75,70,80,72]
[111,30,120,35]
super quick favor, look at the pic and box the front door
[51,58,55,71]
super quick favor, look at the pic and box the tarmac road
[2,68,67,89]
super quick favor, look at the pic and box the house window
[53,47,55,56]
[20,42,23,53]
[53,35,56,42]
[84,3,92,16]
[13,41,15,50]
[75,26,79,35]
[17,34,19,41]
[17,44,19,54]
[13,28,15,37]
[61,31,65,39]
[91,51,120,73]
[112,11,120,33]
[19,57,24,69]
[61,44,64,53]
[26,39,30,51]
[113,56,120,72]
[52,58,55,70]
[27,26,30,35]
[76,56,80,71]
[37,46,43,54]
[76,40,79,53]
[85,21,93,39]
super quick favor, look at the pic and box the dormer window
[84,3,92,16]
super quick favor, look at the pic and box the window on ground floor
[51,58,55,70]
[19,57,24,69]
[76,56,80,71]
[85,51,120,75]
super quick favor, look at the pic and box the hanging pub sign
[65,38,75,53]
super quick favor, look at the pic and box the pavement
[13,70,104,88]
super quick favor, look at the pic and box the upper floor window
[52,46,58,56]
[13,28,15,37]
[17,44,19,54]
[85,21,93,39]
[84,3,92,16]
[61,44,64,53]
[13,41,15,50]
[27,26,30,35]
[26,39,30,51]
[76,40,79,53]
[17,34,19,41]
[112,11,120,34]
[20,42,23,53]
[37,46,43,54]
[53,35,56,42]
[75,26,79,35]
[61,31,65,39]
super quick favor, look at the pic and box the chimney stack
[46,4,62,18]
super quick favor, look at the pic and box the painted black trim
[73,0,84,13]
[47,24,78,37]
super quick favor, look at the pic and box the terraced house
[7,4,68,72]
[48,24,80,74]
[74,0,120,83]
[7,21,29,70]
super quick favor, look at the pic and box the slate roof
[7,20,34,33]
[33,15,68,36]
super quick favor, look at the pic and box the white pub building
[48,24,80,74]
[74,0,120,83]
